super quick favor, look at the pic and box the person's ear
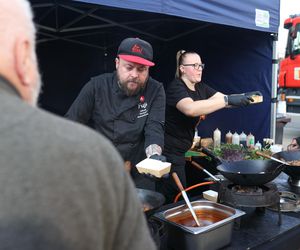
[115,57,120,69]
[179,64,185,74]
[14,37,34,87]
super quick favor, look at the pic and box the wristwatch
[224,95,228,106]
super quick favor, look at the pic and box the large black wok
[201,147,284,186]
[136,188,165,217]
[273,150,300,179]
[217,160,284,186]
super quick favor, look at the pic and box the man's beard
[117,72,147,97]
[119,80,142,96]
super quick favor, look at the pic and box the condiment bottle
[213,128,221,148]
[247,133,255,148]
[239,132,247,147]
[225,131,233,144]
[255,141,262,150]
[232,132,240,145]
[193,129,201,148]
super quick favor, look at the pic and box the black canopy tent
[30,0,280,142]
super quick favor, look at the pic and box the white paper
[255,9,270,28]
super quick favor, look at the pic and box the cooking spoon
[256,151,290,165]
[172,172,201,227]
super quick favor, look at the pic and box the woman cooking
[156,50,259,203]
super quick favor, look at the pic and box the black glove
[150,154,167,162]
[228,94,252,107]
[141,172,170,180]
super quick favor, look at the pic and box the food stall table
[156,172,300,250]
[276,116,291,144]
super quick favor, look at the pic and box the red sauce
[168,209,229,227]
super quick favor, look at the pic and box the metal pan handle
[200,147,222,165]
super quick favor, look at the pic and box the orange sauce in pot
[167,209,229,227]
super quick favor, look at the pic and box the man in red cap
[66,37,166,187]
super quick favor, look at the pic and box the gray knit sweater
[0,77,156,250]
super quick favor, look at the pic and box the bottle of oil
[225,131,233,144]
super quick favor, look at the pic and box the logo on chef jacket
[137,95,148,119]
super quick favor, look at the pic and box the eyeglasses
[182,63,205,70]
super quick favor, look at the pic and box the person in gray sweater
[0,0,156,249]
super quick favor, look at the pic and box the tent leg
[270,34,278,141]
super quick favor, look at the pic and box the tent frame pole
[270,33,278,141]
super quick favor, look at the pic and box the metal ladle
[172,172,201,227]
[191,161,221,182]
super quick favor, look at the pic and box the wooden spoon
[172,172,201,227]
[256,151,290,165]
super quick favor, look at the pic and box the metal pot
[153,200,245,250]
[136,188,165,217]
[272,150,300,179]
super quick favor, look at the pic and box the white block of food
[250,94,263,104]
[203,190,218,202]
[136,158,171,178]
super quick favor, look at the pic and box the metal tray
[153,200,245,250]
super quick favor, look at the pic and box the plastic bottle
[232,132,240,145]
[239,132,247,147]
[193,129,201,148]
[225,131,233,144]
[247,133,255,148]
[213,128,221,148]
[255,141,262,150]
[277,93,287,117]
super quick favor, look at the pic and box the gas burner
[231,184,264,195]
[218,181,282,225]
[268,191,300,212]
[219,182,279,207]
[288,177,300,187]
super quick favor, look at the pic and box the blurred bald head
[0,0,41,106]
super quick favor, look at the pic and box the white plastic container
[213,128,221,148]
[247,133,255,148]
[255,141,262,150]
[239,132,247,147]
[232,132,240,145]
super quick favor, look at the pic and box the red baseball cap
[117,37,155,66]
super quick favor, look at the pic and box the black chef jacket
[66,72,165,165]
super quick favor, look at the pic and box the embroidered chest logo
[137,101,148,119]
[132,44,143,54]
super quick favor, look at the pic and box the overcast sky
[278,0,300,57]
